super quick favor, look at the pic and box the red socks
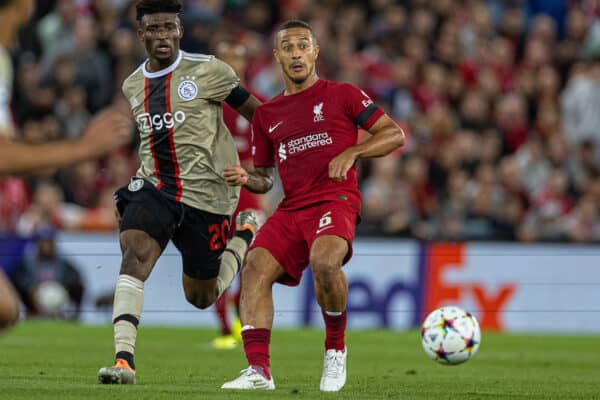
[242,328,271,379]
[215,290,230,335]
[240,310,345,380]
[322,310,347,351]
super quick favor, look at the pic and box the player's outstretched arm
[328,114,404,182]
[223,165,274,194]
[0,108,133,175]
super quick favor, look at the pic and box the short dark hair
[136,0,183,22]
[275,20,316,44]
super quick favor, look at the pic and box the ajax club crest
[178,80,198,101]
[128,178,144,192]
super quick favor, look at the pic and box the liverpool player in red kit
[222,20,404,391]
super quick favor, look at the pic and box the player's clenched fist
[328,149,358,182]
[224,165,249,186]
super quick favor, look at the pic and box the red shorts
[249,201,358,286]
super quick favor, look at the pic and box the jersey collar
[143,50,183,78]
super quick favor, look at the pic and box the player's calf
[99,274,143,384]
[214,210,259,298]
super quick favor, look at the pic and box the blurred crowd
[3,0,600,242]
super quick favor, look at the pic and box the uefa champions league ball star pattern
[35,281,69,316]
[421,306,481,365]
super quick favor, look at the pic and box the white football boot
[320,347,347,392]
[221,366,275,390]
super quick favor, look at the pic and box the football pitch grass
[0,322,598,399]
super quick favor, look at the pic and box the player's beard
[288,63,315,84]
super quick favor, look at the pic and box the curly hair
[136,0,183,22]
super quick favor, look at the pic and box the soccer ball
[35,281,69,316]
[421,306,481,365]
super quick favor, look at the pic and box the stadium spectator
[561,56,600,149]
[54,83,91,139]
[563,194,600,242]
[37,0,78,66]
[518,167,574,241]
[11,230,85,319]
[0,0,597,244]
[361,156,406,233]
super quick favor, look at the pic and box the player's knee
[311,259,340,287]
[184,288,216,309]
[120,247,148,279]
[241,249,280,290]
[240,257,265,287]
[120,237,156,280]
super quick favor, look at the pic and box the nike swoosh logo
[268,121,283,133]
[316,225,334,234]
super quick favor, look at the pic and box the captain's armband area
[354,104,381,128]
[225,85,251,109]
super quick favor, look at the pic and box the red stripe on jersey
[165,73,183,201]
[145,78,162,186]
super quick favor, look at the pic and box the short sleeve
[201,57,241,102]
[341,83,385,130]
[121,79,130,99]
[251,110,275,168]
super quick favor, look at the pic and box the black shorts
[114,178,231,280]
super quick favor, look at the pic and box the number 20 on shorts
[208,219,230,251]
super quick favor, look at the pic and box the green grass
[0,322,599,399]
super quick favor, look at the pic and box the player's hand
[328,149,358,182]
[224,165,249,186]
[78,108,133,158]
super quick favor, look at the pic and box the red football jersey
[252,79,384,211]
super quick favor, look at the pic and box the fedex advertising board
[421,242,600,333]
[55,234,600,332]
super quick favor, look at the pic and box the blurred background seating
[3,0,600,243]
